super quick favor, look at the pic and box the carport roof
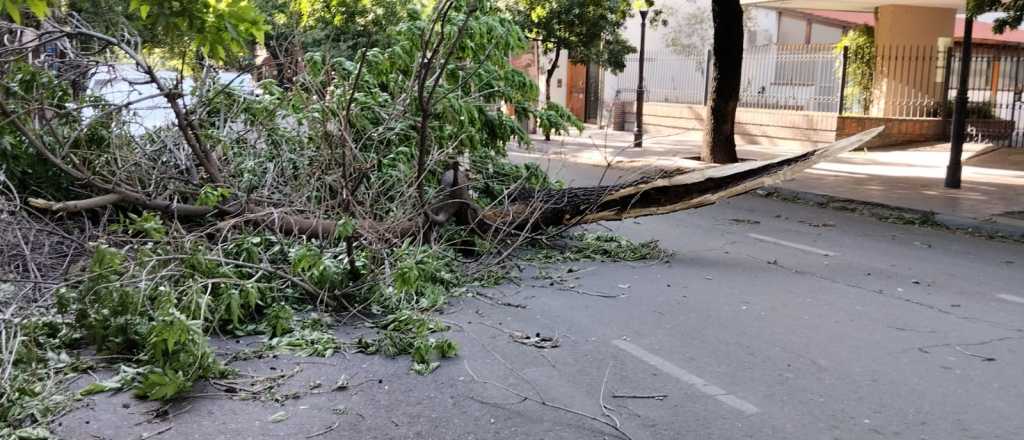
[740,0,965,12]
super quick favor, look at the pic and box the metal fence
[616,44,960,117]
[949,46,1024,147]
[840,45,952,118]
[612,42,1024,147]
[616,44,842,113]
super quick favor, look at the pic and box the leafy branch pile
[0,0,592,435]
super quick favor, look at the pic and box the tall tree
[969,0,1024,32]
[4,0,268,64]
[508,0,636,104]
[701,0,742,164]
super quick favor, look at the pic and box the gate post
[838,45,849,115]
[940,46,953,117]
[703,48,712,106]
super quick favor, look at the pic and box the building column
[870,5,956,117]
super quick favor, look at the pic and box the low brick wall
[621,102,838,148]
[620,102,1010,148]
[835,116,947,148]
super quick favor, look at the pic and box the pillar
[870,5,956,117]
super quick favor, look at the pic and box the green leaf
[139,3,150,19]
[335,217,356,240]
[79,381,122,396]
[268,411,289,423]
[5,1,23,24]
[26,0,47,19]
[12,427,52,440]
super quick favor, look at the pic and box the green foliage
[377,244,463,313]
[124,0,269,62]
[0,65,83,199]
[525,231,670,263]
[354,311,457,374]
[136,306,222,400]
[1,0,51,24]
[256,0,422,59]
[111,211,168,240]
[263,324,340,357]
[536,102,585,140]
[508,0,637,73]
[0,322,78,437]
[566,232,669,261]
[969,0,1024,33]
[835,26,875,114]
[262,303,295,338]
[469,148,563,206]
[197,185,233,207]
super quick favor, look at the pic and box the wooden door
[566,61,587,120]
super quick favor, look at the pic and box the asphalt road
[60,158,1024,440]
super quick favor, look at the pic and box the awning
[740,0,965,12]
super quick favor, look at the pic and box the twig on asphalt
[599,362,622,432]
[138,424,173,440]
[463,329,633,439]
[954,345,997,362]
[305,421,341,438]
[555,287,623,298]
[611,393,668,400]
[464,361,634,440]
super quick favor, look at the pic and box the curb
[756,186,1024,240]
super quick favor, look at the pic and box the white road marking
[747,233,837,257]
[612,340,760,415]
[996,294,1024,304]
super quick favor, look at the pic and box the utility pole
[633,7,649,149]
[946,17,973,189]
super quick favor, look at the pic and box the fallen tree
[0,5,890,433]
[16,126,881,239]
[1,7,881,245]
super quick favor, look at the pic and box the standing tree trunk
[702,0,743,164]
[544,46,561,104]
[543,46,562,141]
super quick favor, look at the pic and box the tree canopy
[4,0,269,63]
[969,0,1024,33]
[507,0,637,73]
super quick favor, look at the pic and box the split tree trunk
[702,0,743,164]
[479,128,880,231]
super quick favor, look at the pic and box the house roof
[797,9,1024,45]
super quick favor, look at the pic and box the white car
[84,64,255,132]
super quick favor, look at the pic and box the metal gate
[584,63,601,123]
[949,46,1024,148]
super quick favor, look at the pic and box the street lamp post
[633,8,649,149]
[945,17,973,189]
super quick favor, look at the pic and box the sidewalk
[513,127,1024,236]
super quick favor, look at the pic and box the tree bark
[22,111,880,240]
[702,0,743,164]
[481,127,879,231]
[544,46,561,105]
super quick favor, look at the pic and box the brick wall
[835,116,947,148]
[619,103,1008,148]
[621,102,838,148]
